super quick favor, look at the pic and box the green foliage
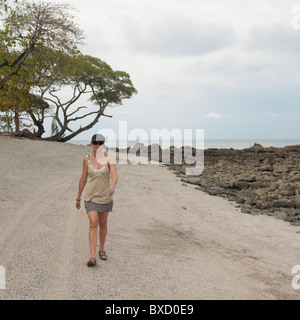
[0,0,137,141]
[0,0,84,88]
[83,55,138,107]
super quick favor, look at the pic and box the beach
[0,136,300,300]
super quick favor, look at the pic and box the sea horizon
[69,138,300,150]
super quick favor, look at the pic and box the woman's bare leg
[98,212,109,252]
[88,211,98,259]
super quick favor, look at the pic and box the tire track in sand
[41,190,88,299]
[0,175,76,298]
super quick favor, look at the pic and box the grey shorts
[84,200,113,214]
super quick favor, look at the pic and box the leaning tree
[0,0,137,141]
[28,52,137,142]
[0,0,84,89]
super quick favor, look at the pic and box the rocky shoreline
[121,142,300,226]
[167,143,300,226]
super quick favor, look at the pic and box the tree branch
[0,44,34,89]
[67,105,87,117]
[67,110,99,122]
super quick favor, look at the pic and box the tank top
[84,154,113,204]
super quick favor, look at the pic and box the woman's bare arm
[76,157,88,209]
[108,154,118,196]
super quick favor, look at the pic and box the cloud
[45,0,300,140]
[115,110,147,117]
[204,112,229,119]
[261,112,278,118]
[122,16,236,56]
[245,23,300,55]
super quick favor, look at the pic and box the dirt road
[0,137,299,299]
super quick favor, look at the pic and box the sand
[0,135,299,300]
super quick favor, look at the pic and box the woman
[76,134,118,267]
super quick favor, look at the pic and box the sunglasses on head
[92,141,104,146]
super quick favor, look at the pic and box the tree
[34,53,137,142]
[0,50,137,141]
[0,0,84,89]
[0,0,17,13]
[0,1,137,141]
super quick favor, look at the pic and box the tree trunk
[14,109,20,134]
[27,110,45,138]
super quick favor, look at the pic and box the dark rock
[273,199,294,208]
[241,205,252,214]
[250,181,269,189]
[231,180,250,190]
[146,142,300,226]
[284,215,295,222]
[185,177,202,185]
[236,197,245,204]
[259,165,274,172]
[248,143,265,152]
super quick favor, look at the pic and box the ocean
[69,139,300,150]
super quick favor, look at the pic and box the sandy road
[0,137,300,299]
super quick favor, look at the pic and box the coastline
[120,141,300,226]
[70,138,300,150]
[169,143,300,225]
[0,135,300,300]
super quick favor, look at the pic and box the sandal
[87,258,96,267]
[99,251,107,260]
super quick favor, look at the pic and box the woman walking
[76,134,118,267]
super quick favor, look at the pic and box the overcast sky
[52,0,300,140]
